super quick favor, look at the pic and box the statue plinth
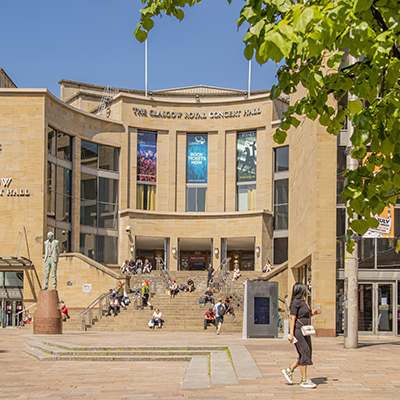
[33,290,63,334]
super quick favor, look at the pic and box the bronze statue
[42,231,60,290]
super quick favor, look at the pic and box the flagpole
[248,59,251,98]
[145,39,148,97]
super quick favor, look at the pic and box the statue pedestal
[33,290,62,334]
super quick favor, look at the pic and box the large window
[273,146,289,264]
[137,130,157,211]
[47,126,73,251]
[237,131,257,211]
[80,140,119,264]
[186,133,208,212]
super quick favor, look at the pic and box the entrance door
[377,283,393,333]
[0,300,23,328]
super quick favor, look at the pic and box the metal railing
[15,303,36,316]
[160,267,173,290]
[210,257,231,292]
[79,290,113,331]
[221,276,244,311]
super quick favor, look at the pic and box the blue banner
[187,134,208,183]
[137,131,157,182]
[237,131,257,182]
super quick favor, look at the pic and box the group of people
[106,281,130,317]
[168,277,195,297]
[203,296,235,334]
[121,258,152,275]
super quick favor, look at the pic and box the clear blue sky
[1,0,278,98]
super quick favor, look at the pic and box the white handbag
[300,324,316,336]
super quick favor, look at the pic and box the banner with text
[237,131,257,182]
[187,134,208,184]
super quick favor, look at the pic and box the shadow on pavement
[312,377,328,385]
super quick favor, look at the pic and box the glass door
[377,283,393,333]
[358,284,373,331]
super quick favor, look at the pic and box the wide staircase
[60,270,269,333]
[22,267,284,333]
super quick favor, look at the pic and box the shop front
[0,270,24,328]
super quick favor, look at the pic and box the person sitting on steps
[200,287,214,306]
[169,280,179,298]
[203,307,216,330]
[150,308,163,329]
[185,277,195,292]
[224,297,235,318]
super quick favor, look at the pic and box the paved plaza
[1,329,400,399]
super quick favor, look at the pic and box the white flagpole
[145,39,148,97]
[248,59,251,98]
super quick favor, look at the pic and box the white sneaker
[281,367,293,384]
[299,377,317,388]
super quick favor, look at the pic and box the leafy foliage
[136,0,400,252]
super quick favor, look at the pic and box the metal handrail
[160,268,173,290]
[79,282,128,331]
[15,303,36,316]
[221,276,244,311]
[210,257,231,292]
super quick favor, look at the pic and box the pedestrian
[141,280,153,310]
[281,282,321,389]
[213,298,226,335]
[206,263,214,286]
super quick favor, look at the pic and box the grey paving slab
[228,345,263,379]
[181,356,210,389]
[210,350,238,386]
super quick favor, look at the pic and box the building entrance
[358,282,398,335]
[0,299,23,328]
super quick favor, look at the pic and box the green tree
[135,0,400,251]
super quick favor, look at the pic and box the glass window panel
[274,205,288,230]
[186,187,196,212]
[80,233,96,260]
[47,190,56,218]
[274,146,289,172]
[81,174,97,200]
[4,272,23,288]
[377,238,400,268]
[55,228,71,253]
[48,127,56,155]
[97,235,118,264]
[336,208,346,237]
[136,184,156,211]
[358,284,373,331]
[99,202,118,229]
[80,200,97,227]
[336,280,344,334]
[57,166,72,196]
[378,284,392,332]
[337,146,346,174]
[47,162,56,192]
[237,184,256,211]
[56,194,71,222]
[57,131,72,161]
[273,237,288,265]
[394,208,400,237]
[337,176,345,204]
[358,238,375,268]
[99,177,118,204]
[336,237,345,270]
[197,187,206,212]
[99,144,118,171]
[274,179,288,205]
[241,250,254,270]
[81,140,98,168]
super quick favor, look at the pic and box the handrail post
[99,298,103,318]
[81,315,86,331]
[88,309,93,326]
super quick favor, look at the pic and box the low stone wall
[56,253,129,308]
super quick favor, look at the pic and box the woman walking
[281,282,320,389]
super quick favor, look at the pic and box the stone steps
[21,337,263,389]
